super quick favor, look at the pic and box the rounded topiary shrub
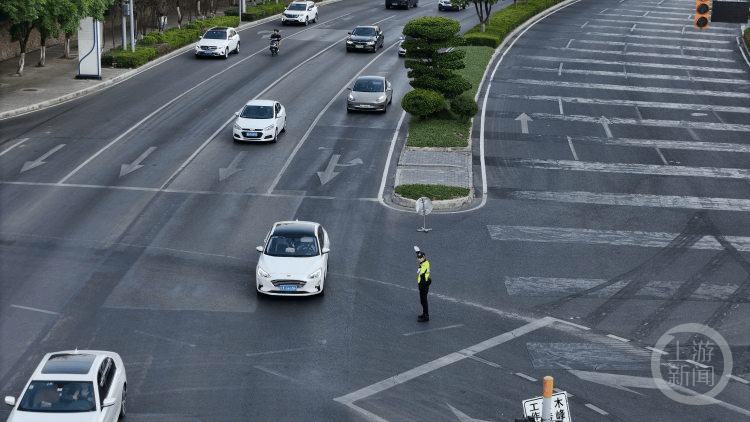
[450,95,478,120]
[401,89,446,119]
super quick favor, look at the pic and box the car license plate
[244,132,259,137]
[355,45,363,48]
[280,285,297,291]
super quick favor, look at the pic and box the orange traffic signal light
[695,0,710,29]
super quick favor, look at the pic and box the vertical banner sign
[76,17,102,80]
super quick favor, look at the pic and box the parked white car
[4,350,127,422]
[256,221,330,296]
[281,1,318,25]
[232,99,286,142]
[195,26,240,58]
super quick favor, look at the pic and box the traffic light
[694,0,710,29]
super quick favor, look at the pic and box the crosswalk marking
[486,225,750,251]
[504,276,740,300]
[509,159,750,180]
[523,56,745,73]
[494,93,750,113]
[501,79,750,99]
[508,190,750,212]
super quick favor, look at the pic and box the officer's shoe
[417,314,429,322]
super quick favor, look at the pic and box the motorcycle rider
[270,28,282,51]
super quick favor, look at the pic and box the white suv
[195,27,240,59]
[281,1,318,25]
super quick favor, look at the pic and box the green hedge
[102,47,159,68]
[464,0,564,46]
[395,184,470,200]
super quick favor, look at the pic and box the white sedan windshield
[18,381,96,412]
[266,235,319,257]
[241,105,273,119]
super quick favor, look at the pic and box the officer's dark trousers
[419,280,430,315]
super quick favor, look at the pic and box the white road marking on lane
[334,318,554,407]
[10,304,60,315]
[512,159,750,179]
[487,225,750,251]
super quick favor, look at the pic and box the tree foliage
[454,0,504,30]
[402,16,471,100]
[1,0,115,75]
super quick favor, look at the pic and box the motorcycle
[270,39,279,56]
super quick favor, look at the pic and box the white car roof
[243,99,276,107]
[30,350,120,382]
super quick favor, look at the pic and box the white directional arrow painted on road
[317,155,363,185]
[21,144,65,173]
[120,146,156,177]
[219,151,247,181]
[515,113,532,134]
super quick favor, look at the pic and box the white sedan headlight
[263,124,275,131]
[308,269,322,280]
[366,41,375,46]
[377,95,386,103]
[348,93,355,101]
[257,267,270,278]
[233,123,241,130]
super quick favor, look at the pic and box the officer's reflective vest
[418,260,430,283]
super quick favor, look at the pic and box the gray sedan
[346,76,393,113]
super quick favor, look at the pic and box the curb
[393,0,576,212]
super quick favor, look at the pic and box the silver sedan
[346,76,393,113]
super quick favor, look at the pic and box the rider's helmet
[416,251,425,259]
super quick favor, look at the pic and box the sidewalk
[0,21,475,211]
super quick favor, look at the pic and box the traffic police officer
[417,250,431,322]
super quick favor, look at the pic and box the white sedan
[4,350,127,422]
[232,99,286,142]
[256,221,330,296]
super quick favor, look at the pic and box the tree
[457,0,503,32]
[1,0,45,75]
[35,0,64,66]
[402,16,470,100]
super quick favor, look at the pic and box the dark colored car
[386,0,418,9]
[345,26,384,53]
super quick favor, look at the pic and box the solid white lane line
[515,372,538,382]
[334,317,553,405]
[10,304,59,315]
[606,334,630,343]
[585,403,609,415]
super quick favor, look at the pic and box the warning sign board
[522,391,571,422]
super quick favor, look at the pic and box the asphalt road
[1,0,750,421]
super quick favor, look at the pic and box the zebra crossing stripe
[504,276,740,300]
[487,225,750,251]
[514,159,750,179]
[509,190,750,212]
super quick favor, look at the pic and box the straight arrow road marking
[515,113,532,134]
[21,144,65,173]
[219,151,247,181]
[120,147,156,177]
